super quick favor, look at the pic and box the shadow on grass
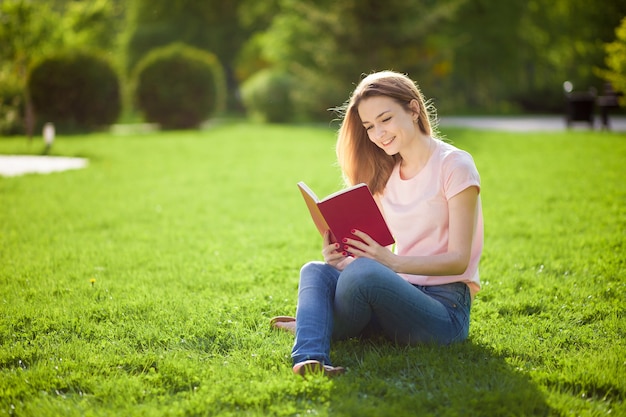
[326,338,552,416]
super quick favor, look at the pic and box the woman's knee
[300,261,332,277]
[299,261,339,288]
[340,258,390,285]
[337,258,391,297]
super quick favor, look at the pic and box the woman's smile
[381,136,395,147]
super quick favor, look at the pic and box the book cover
[297,181,395,248]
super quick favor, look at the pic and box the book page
[297,182,331,237]
[319,183,367,203]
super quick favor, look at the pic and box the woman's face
[357,96,419,156]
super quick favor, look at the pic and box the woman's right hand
[322,230,351,269]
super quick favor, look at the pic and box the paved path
[439,115,626,132]
[0,155,88,177]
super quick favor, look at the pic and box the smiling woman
[336,70,436,196]
[272,70,484,377]
[0,155,88,177]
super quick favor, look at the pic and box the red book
[297,181,395,247]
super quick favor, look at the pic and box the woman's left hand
[342,229,396,269]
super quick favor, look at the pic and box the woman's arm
[345,186,479,276]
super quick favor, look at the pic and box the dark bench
[563,81,622,130]
[563,81,595,128]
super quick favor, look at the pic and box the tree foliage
[123,0,246,75]
[0,0,124,76]
[512,0,626,111]
[61,0,123,52]
[0,0,126,134]
[0,1,62,76]
[243,0,626,118]
[251,0,463,120]
[122,0,253,113]
[442,0,528,111]
[596,17,626,106]
[0,72,26,135]
[1,0,625,131]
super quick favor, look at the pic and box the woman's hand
[342,230,397,270]
[322,230,352,269]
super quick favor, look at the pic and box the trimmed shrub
[133,43,226,129]
[27,50,121,132]
[240,69,296,123]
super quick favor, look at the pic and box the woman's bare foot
[269,316,296,334]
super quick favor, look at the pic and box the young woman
[272,70,483,376]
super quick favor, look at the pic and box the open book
[297,181,395,247]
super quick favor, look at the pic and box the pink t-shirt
[381,139,483,295]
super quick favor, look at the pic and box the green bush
[240,69,296,123]
[27,50,121,132]
[133,43,226,129]
[0,72,25,135]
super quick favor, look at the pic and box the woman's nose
[374,125,385,139]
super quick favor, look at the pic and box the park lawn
[0,122,624,416]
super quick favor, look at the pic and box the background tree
[1,0,625,131]
[123,0,249,110]
[0,0,125,135]
[240,0,626,119]
[0,1,61,135]
[511,0,626,112]
[596,17,626,106]
[441,0,528,112]
[248,0,463,120]
[60,0,125,54]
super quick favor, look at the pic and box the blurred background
[1,0,625,134]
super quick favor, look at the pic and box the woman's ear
[409,99,421,120]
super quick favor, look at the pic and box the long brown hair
[335,71,435,195]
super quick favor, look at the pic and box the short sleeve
[442,150,481,200]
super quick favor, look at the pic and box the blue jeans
[291,258,471,366]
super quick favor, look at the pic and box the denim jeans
[291,258,471,366]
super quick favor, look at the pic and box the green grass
[0,123,624,416]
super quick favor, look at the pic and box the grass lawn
[0,122,624,416]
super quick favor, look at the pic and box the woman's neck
[399,135,435,180]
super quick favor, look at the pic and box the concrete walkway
[0,155,88,177]
[439,115,626,132]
